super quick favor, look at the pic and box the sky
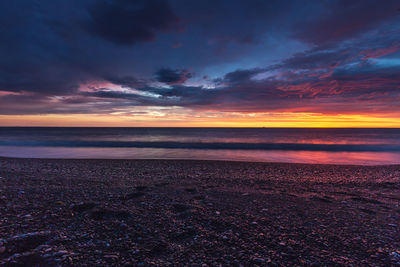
[0,0,400,127]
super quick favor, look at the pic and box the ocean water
[0,127,400,165]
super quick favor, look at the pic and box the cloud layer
[0,0,400,118]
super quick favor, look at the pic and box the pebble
[1,158,399,266]
[104,254,119,259]
[391,251,400,261]
[34,244,50,251]
[7,231,51,241]
[253,257,266,264]
[52,250,69,257]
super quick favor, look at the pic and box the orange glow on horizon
[1,112,400,127]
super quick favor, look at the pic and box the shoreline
[2,156,400,167]
[1,157,400,265]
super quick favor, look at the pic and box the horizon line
[1,126,400,129]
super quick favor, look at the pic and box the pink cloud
[360,43,400,59]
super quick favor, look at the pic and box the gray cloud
[86,0,180,45]
[155,68,193,85]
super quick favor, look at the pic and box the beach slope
[0,158,399,265]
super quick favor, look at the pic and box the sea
[0,127,400,165]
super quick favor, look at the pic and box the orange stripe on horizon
[0,112,400,127]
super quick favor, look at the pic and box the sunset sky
[1,0,400,127]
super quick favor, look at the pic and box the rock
[185,188,197,193]
[169,228,196,241]
[359,208,376,214]
[34,244,50,251]
[52,250,69,257]
[350,197,382,204]
[135,186,148,191]
[311,196,332,203]
[5,231,51,256]
[2,157,400,266]
[391,251,400,262]
[120,192,145,200]
[90,208,131,220]
[252,257,266,264]
[119,223,128,229]
[3,251,47,265]
[71,202,96,213]
[192,195,205,200]
[172,203,191,213]
[147,241,168,255]
[104,254,119,259]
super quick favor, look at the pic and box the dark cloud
[177,0,299,49]
[0,0,181,96]
[223,68,262,84]
[82,90,140,100]
[278,49,346,70]
[86,0,180,45]
[293,0,400,45]
[155,68,192,85]
[0,0,400,117]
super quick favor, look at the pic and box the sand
[0,157,400,266]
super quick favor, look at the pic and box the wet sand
[0,157,400,266]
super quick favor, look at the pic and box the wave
[1,140,400,152]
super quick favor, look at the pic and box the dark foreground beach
[0,158,399,266]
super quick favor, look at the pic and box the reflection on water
[1,146,399,165]
[1,128,400,165]
[2,127,400,145]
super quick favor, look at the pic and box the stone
[71,202,97,213]
[253,258,265,264]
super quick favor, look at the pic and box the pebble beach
[1,157,400,266]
